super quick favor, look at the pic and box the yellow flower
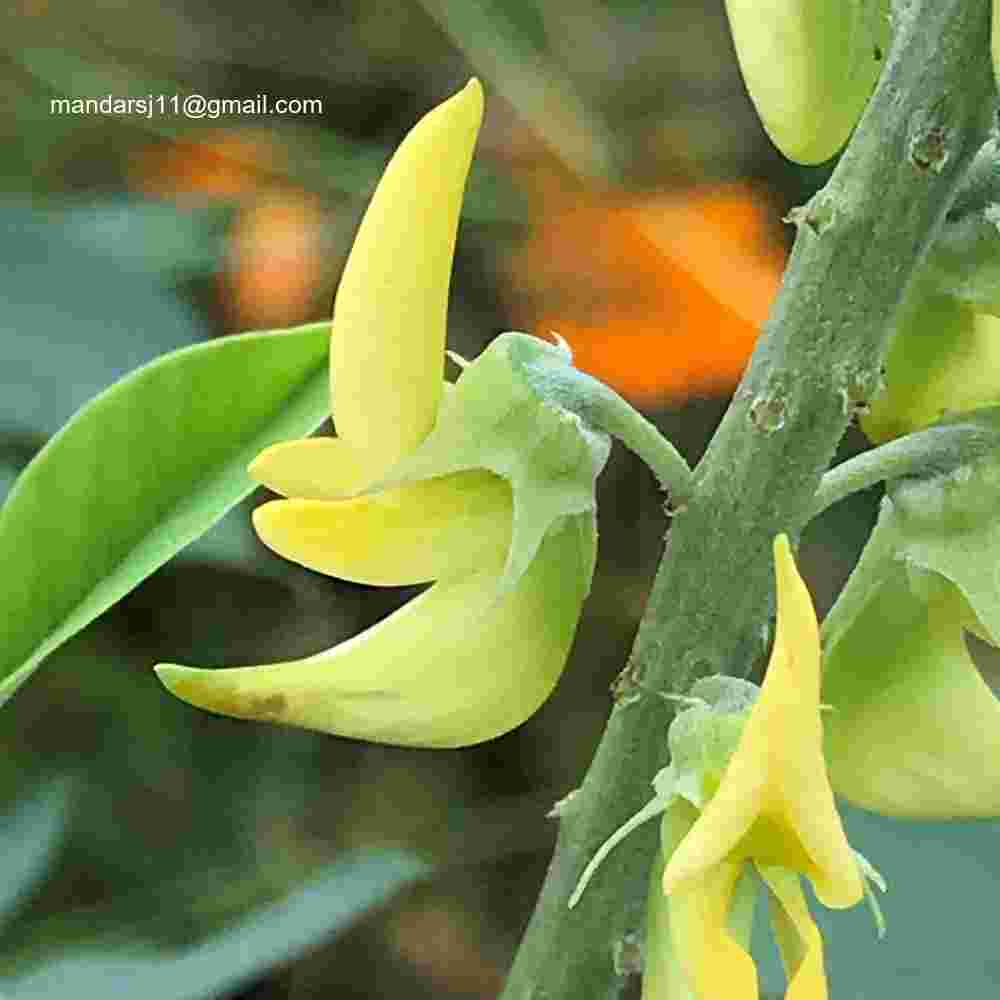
[822,499,1000,818]
[155,80,603,748]
[660,536,863,999]
[724,0,888,164]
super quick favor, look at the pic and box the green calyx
[373,332,610,593]
[667,676,759,809]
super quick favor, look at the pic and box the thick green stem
[501,2,993,997]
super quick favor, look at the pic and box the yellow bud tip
[461,76,485,109]
[330,73,484,474]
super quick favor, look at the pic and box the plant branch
[501,2,994,997]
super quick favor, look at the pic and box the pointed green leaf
[0,323,330,703]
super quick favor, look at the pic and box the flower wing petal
[331,79,483,474]
[249,438,383,499]
[667,821,757,1000]
[757,866,827,1000]
[252,470,511,585]
[647,801,759,1000]
[156,512,593,748]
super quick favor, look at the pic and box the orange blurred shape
[221,191,326,330]
[507,177,787,404]
[129,129,328,330]
[130,130,276,202]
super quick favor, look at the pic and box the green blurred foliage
[0,1,997,997]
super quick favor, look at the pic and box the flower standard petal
[331,79,484,475]
[252,470,512,586]
[155,512,594,748]
[663,536,862,910]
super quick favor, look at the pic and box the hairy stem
[501,2,994,997]
[519,358,694,504]
[811,413,1000,519]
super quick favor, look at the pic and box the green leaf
[0,849,426,999]
[0,323,330,704]
[0,782,71,927]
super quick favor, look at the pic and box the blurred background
[2,1,998,997]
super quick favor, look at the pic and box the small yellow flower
[570,539,870,999]
[155,81,602,748]
[660,536,863,999]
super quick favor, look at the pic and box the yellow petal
[331,79,483,474]
[862,300,1000,443]
[249,438,382,499]
[249,385,457,499]
[664,536,862,910]
[757,866,828,1000]
[666,805,758,1000]
[724,0,885,164]
[252,470,511,585]
[155,513,592,748]
[825,572,1000,818]
[644,801,758,1000]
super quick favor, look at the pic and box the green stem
[501,2,993,997]
[811,414,1000,519]
[520,359,694,504]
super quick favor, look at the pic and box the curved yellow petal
[249,438,383,499]
[824,570,1000,818]
[668,843,757,1000]
[331,79,483,473]
[862,299,1000,443]
[249,385,458,499]
[252,470,511,586]
[645,801,758,1000]
[664,537,862,911]
[155,513,593,748]
[725,0,886,164]
[757,866,827,1000]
